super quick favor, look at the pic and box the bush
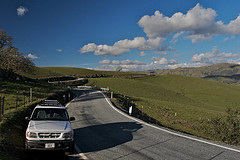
[208,107,240,145]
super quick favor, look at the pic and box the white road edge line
[98,91,240,153]
[73,144,88,160]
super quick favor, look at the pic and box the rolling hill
[16,66,144,80]
[142,63,240,85]
[88,75,240,139]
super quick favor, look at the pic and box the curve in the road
[67,89,240,160]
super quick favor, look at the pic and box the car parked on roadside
[25,100,75,152]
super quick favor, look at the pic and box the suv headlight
[26,132,37,138]
[62,132,73,139]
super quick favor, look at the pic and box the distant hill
[17,66,144,80]
[142,63,240,85]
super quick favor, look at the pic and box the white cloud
[140,51,146,57]
[153,58,177,65]
[138,3,240,43]
[79,43,97,53]
[156,51,167,55]
[169,59,178,64]
[79,37,164,56]
[96,60,180,71]
[154,58,168,65]
[99,59,146,66]
[151,56,160,61]
[94,45,129,56]
[171,31,184,43]
[79,43,129,56]
[27,53,39,59]
[185,33,212,43]
[99,58,111,64]
[17,6,28,16]
[114,37,164,51]
[192,47,240,63]
[96,57,179,71]
[112,60,120,65]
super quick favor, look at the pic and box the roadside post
[129,106,133,116]
[63,95,66,102]
[23,90,26,107]
[0,95,4,116]
[30,88,32,102]
[1,96,4,115]
[111,92,113,99]
[0,96,1,116]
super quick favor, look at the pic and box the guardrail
[71,85,110,92]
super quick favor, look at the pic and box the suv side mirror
[25,117,30,121]
[70,117,75,121]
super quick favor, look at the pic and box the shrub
[208,107,240,145]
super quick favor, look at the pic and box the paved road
[67,89,240,160]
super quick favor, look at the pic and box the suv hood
[28,121,72,132]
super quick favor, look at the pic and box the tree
[0,30,13,49]
[0,30,34,78]
[116,67,122,72]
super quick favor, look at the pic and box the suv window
[31,108,69,121]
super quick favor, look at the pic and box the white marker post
[129,106,132,116]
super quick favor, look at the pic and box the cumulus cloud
[96,57,179,71]
[99,59,146,66]
[151,56,160,61]
[156,51,167,55]
[17,6,28,16]
[79,37,164,56]
[99,58,111,64]
[79,43,97,53]
[153,58,177,65]
[192,47,240,63]
[79,43,130,56]
[57,49,63,52]
[114,37,164,51]
[140,51,146,57]
[97,61,180,71]
[138,3,240,43]
[27,53,39,59]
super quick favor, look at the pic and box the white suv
[25,100,75,151]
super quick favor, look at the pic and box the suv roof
[37,100,63,107]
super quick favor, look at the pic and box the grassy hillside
[17,66,144,79]
[16,66,63,79]
[88,75,240,139]
[142,63,240,85]
[143,63,240,77]
[43,67,143,78]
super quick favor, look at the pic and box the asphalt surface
[67,89,240,160]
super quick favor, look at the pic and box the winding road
[67,89,240,160]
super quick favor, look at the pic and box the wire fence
[0,88,33,119]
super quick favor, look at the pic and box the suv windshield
[31,108,69,121]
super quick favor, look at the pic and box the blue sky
[1,0,240,71]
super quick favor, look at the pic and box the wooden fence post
[0,96,2,116]
[16,91,18,109]
[1,96,4,115]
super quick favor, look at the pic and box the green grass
[16,66,63,79]
[18,66,144,79]
[0,79,64,114]
[88,75,240,138]
[42,67,143,78]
